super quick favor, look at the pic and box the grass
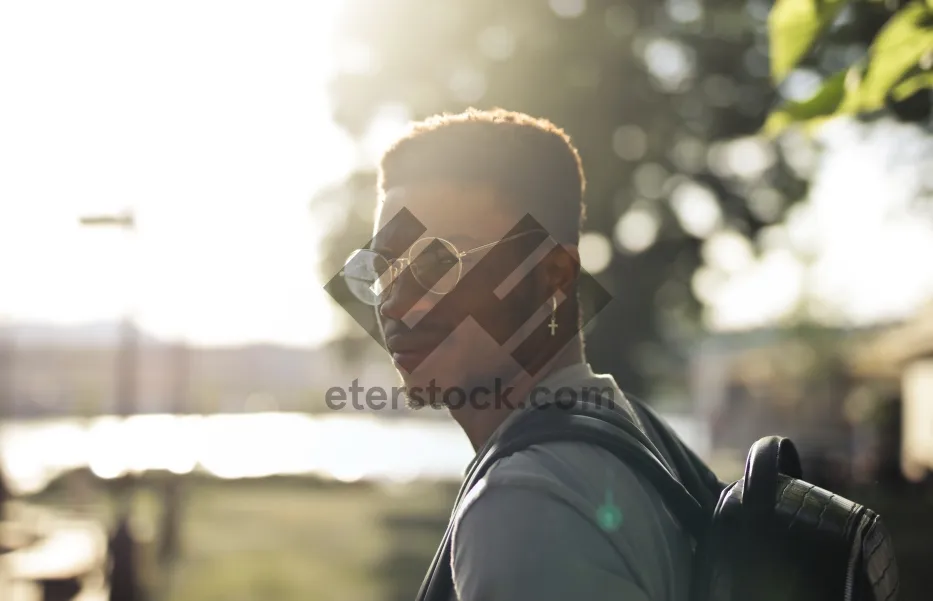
[169,483,382,601]
[27,472,458,601]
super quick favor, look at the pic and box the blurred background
[2,0,933,600]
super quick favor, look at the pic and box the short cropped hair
[378,108,586,245]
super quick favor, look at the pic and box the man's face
[372,181,547,407]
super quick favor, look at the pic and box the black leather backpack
[416,397,900,601]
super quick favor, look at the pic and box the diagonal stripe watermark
[324,210,613,377]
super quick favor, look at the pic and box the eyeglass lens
[342,237,463,305]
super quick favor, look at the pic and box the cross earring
[548,296,558,336]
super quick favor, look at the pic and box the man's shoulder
[450,439,693,601]
[457,438,680,528]
[449,475,658,601]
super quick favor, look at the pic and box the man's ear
[544,244,580,296]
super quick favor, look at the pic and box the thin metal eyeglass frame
[344,228,549,304]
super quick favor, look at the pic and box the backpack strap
[415,401,707,601]
[625,394,726,512]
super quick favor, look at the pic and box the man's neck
[450,343,585,451]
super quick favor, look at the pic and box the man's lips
[385,333,447,354]
[385,333,446,368]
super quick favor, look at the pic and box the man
[342,108,693,600]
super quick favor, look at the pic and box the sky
[2,2,932,348]
[0,1,355,347]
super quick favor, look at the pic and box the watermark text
[324,379,617,411]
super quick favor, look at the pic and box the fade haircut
[377,108,586,245]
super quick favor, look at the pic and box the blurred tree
[315,171,384,365]
[313,0,899,396]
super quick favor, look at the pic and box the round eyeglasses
[341,229,547,306]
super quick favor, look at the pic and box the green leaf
[839,3,933,113]
[769,0,851,86]
[889,67,933,103]
[763,69,847,135]
[891,72,933,102]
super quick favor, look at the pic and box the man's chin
[396,372,463,410]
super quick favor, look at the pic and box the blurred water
[0,412,707,496]
[0,413,473,495]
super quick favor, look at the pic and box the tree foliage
[314,0,854,395]
[766,0,933,133]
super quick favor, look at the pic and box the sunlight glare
[0,0,355,347]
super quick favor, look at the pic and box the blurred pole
[78,212,137,417]
[115,319,139,417]
[0,321,11,522]
[80,212,141,600]
[159,342,189,567]
[109,476,140,601]
[169,341,189,416]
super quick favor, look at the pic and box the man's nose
[378,264,437,326]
